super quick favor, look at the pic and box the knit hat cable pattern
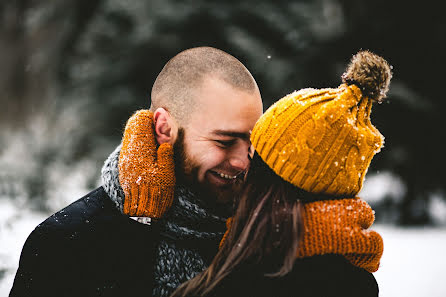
[251,50,392,197]
[101,147,226,297]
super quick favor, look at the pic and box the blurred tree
[0,0,444,224]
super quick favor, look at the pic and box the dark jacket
[208,254,379,297]
[9,186,160,297]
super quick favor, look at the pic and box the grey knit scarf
[101,145,227,297]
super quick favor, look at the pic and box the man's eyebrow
[211,130,251,141]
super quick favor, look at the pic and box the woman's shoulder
[288,254,379,296]
[210,254,378,297]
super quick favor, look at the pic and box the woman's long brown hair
[170,153,305,297]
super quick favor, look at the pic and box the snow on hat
[250,50,392,197]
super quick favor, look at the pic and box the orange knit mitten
[218,198,383,272]
[297,198,383,272]
[118,110,175,219]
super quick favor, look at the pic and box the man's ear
[153,108,178,145]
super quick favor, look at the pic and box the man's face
[174,76,263,207]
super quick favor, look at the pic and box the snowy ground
[1,197,446,297]
[373,224,446,297]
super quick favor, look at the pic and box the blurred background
[1,0,445,296]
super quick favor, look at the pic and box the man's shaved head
[150,47,258,123]
[150,46,263,206]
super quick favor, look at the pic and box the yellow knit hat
[251,50,392,197]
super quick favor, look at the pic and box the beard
[173,128,243,217]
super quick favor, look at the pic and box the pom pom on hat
[341,50,393,103]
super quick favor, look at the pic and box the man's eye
[215,140,236,147]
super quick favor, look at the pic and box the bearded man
[10,47,263,297]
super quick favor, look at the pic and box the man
[10,47,263,297]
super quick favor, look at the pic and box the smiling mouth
[211,170,245,180]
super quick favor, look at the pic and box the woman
[170,50,392,297]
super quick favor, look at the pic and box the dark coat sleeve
[9,222,74,297]
[9,187,159,297]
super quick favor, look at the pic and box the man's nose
[228,143,250,171]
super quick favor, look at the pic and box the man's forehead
[211,129,251,141]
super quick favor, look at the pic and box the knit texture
[251,51,392,197]
[251,84,383,197]
[153,186,226,297]
[297,197,383,272]
[101,144,125,211]
[101,147,226,297]
[220,197,383,273]
[118,109,175,219]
